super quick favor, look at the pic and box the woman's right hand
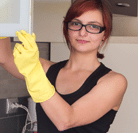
[0,37,7,39]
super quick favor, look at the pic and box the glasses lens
[86,24,101,33]
[68,22,81,30]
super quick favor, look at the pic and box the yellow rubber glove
[13,30,55,103]
[0,37,7,39]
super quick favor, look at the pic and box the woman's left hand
[13,30,39,77]
[13,30,55,103]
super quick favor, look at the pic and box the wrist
[25,61,55,103]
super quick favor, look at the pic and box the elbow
[57,122,71,132]
[0,60,7,67]
[0,57,6,64]
[0,53,13,65]
[57,118,74,131]
[57,124,68,132]
[51,106,75,131]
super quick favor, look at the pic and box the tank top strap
[89,62,111,82]
[82,62,111,94]
[46,60,68,85]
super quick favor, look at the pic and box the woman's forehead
[73,10,104,25]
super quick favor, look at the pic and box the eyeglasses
[67,21,105,34]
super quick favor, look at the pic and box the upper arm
[69,73,127,128]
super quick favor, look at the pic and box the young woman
[0,0,127,132]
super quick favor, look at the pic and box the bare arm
[0,38,24,80]
[0,38,12,64]
[41,73,127,131]
[0,38,54,80]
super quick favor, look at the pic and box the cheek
[89,34,105,49]
[68,30,77,39]
[90,33,105,42]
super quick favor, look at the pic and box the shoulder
[39,58,56,74]
[107,71,127,86]
[98,70,127,94]
[94,71,127,110]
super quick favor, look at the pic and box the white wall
[50,38,138,133]
[99,38,138,133]
[112,14,138,36]
[33,0,71,42]
[50,42,70,62]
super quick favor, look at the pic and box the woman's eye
[90,25,100,29]
[72,22,81,26]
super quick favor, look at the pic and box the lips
[77,40,89,44]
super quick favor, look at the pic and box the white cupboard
[0,0,33,37]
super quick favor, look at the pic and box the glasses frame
[67,21,105,34]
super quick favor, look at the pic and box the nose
[79,26,88,37]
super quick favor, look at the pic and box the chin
[71,47,95,54]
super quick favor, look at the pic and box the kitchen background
[0,0,138,133]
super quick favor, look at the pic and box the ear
[102,33,105,41]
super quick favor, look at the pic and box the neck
[66,51,101,72]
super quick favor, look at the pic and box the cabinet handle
[116,3,130,7]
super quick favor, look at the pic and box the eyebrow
[72,18,103,26]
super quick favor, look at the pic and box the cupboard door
[0,0,33,37]
[72,0,76,3]
[72,0,137,17]
[108,0,137,16]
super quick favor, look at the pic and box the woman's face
[68,10,105,54]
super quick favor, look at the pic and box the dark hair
[63,0,112,59]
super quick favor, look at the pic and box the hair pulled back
[63,0,112,59]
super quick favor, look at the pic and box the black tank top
[36,60,117,133]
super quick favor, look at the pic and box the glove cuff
[25,61,55,103]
